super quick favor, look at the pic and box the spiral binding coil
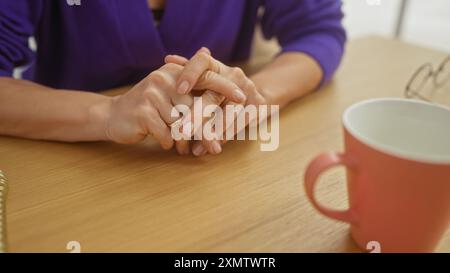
[0,170,7,253]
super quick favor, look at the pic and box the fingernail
[212,142,222,154]
[193,144,205,156]
[178,81,190,94]
[234,89,246,102]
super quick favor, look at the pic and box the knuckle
[161,62,181,72]
[199,46,211,54]
[197,52,211,62]
[142,87,168,107]
[149,70,169,86]
[196,51,221,73]
[230,67,245,79]
[142,85,159,99]
[203,91,224,106]
[199,70,216,83]
[183,71,199,83]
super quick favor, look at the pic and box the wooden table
[1,36,449,252]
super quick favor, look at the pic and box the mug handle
[304,152,358,224]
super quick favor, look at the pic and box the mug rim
[343,98,450,165]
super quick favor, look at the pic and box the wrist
[250,76,285,108]
[88,96,114,141]
[256,84,285,108]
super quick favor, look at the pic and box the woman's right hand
[104,63,246,153]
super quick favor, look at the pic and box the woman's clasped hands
[105,47,271,156]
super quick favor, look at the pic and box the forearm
[250,52,323,108]
[0,77,112,142]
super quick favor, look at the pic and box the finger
[145,72,181,125]
[198,46,211,55]
[164,55,189,66]
[166,58,247,103]
[155,63,195,112]
[164,46,211,66]
[198,90,226,155]
[217,78,265,145]
[196,71,246,103]
[201,138,222,156]
[192,141,209,157]
[144,108,174,150]
[180,90,225,138]
[175,49,224,95]
[226,67,262,104]
[150,91,182,125]
[175,140,190,155]
[171,92,194,108]
[200,118,222,155]
[220,101,257,145]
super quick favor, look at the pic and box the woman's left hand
[165,47,270,157]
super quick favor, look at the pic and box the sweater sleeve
[0,0,42,77]
[261,0,347,85]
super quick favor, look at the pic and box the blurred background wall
[342,0,450,52]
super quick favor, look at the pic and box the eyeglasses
[405,55,450,103]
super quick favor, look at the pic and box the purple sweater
[0,0,346,91]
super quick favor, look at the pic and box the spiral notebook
[0,170,7,253]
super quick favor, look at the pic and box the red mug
[304,98,450,252]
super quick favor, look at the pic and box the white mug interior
[343,98,450,164]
